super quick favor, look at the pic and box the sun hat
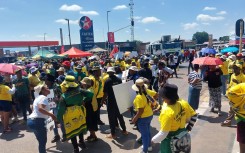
[61,75,78,88]
[29,66,38,74]
[129,66,138,71]
[107,67,115,73]
[56,67,65,72]
[62,61,71,67]
[34,84,46,94]
[220,55,227,60]
[149,60,154,65]
[75,65,83,70]
[81,77,92,86]
[228,55,236,61]
[132,79,148,91]
[227,52,233,56]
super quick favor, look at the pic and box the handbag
[170,103,191,153]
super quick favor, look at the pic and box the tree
[192,31,209,44]
[219,36,229,42]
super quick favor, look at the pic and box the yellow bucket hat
[61,75,78,88]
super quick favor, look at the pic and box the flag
[60,45,65,54]
[109,45,119,58]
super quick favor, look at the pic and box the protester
[138,62,153,86]
[13,69,32,123]
[74,65,86,82]
[62,61,75,76]
[152,83,197,153]
[27,84,57,153]
[131,78,156,153]
[204,65,223,116]
[188,64,202,111]
[57,75,93,153]
[81,77,98,142]
[167,54,178,78]
[102,67,128,139]
[0,75,16,133]
[219,55,229,96]
[28,66,40,101]
[227,83,245,153]
[127,66,139,83]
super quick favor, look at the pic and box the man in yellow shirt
[227,55,236,83]
[90,66,105,125]
[222,64,245,127]
[219,55,229,96]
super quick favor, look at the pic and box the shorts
[237,121,245,143]
[0,100,12,112]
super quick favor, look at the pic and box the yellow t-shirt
[28,75,40,90]
[82,67,88,76]
[219,60,229,75]
[0,84,12,101]
[159,99,196,132]
[228,60,235,74]
[89,76,104,98]
[133,89,156,118]
[229,73,245,88]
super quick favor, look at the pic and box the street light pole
[107,11,111,52]
[44,33,46,41]
[65,18,72,47]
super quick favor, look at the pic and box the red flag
[109,45,119,58]
[60,45,65,54]
[108,32,115,43]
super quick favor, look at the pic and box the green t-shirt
[75,72,86,82]
[13,77,29,97]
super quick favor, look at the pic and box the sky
[0,0,244,45]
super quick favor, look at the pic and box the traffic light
[236,19,244,37]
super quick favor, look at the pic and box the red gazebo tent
[60,47,93,58]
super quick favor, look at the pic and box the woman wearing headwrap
[152,83,197,153]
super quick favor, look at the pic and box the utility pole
[129,0,134,41]
[59,28,64,46]
[239,20,244,53]
[107,11,111,52]
[44,33,46,41]
[65,18,72,47]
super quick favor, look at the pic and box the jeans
[28,118,47,153]
[52,108,65,137]
[221,75,228,95]
[137,115,153,152]
[188,86,201,110]
[188,63,194,74]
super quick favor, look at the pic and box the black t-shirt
[204,68,223,88]
[138,68,153,81]
[103,75,122,106]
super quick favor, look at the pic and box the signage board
[79,16,94,51]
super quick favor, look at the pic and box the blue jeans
[188,86,201,110]
[137,115,153,152]
[221,75,228,95]
[28,118,47,153]
[52,108,65,137]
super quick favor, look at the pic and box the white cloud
[55,19,78,25]
[196,14,224,22]
[59,4,82,11]
[203,7,217,11]
[202,22,210,25]
[217,11,227,15]
[145,29,150,32]
[141,17,160,24]
[182,22,199,30]
[80,11,99,16]
[113,5,128,10]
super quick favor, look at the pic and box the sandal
[221,120,231,127]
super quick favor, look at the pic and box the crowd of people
[0,49,245,153]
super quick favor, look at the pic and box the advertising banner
[79,16,94,51]
[108,32,115,43]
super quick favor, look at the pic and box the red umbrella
[60,47,93,58]
[0,63,25,74]
[192,57,223,65]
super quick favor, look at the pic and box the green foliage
[192,31,209,44]
[219,36,229,42]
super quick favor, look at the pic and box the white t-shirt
[29,95,50,119]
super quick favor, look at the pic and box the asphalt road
[0,62,237,153]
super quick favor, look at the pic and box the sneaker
[98,120,105,125]
[221,120,231,127]
[141,145,153,152]
[61,137,67,142]
[51,135,60,143]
